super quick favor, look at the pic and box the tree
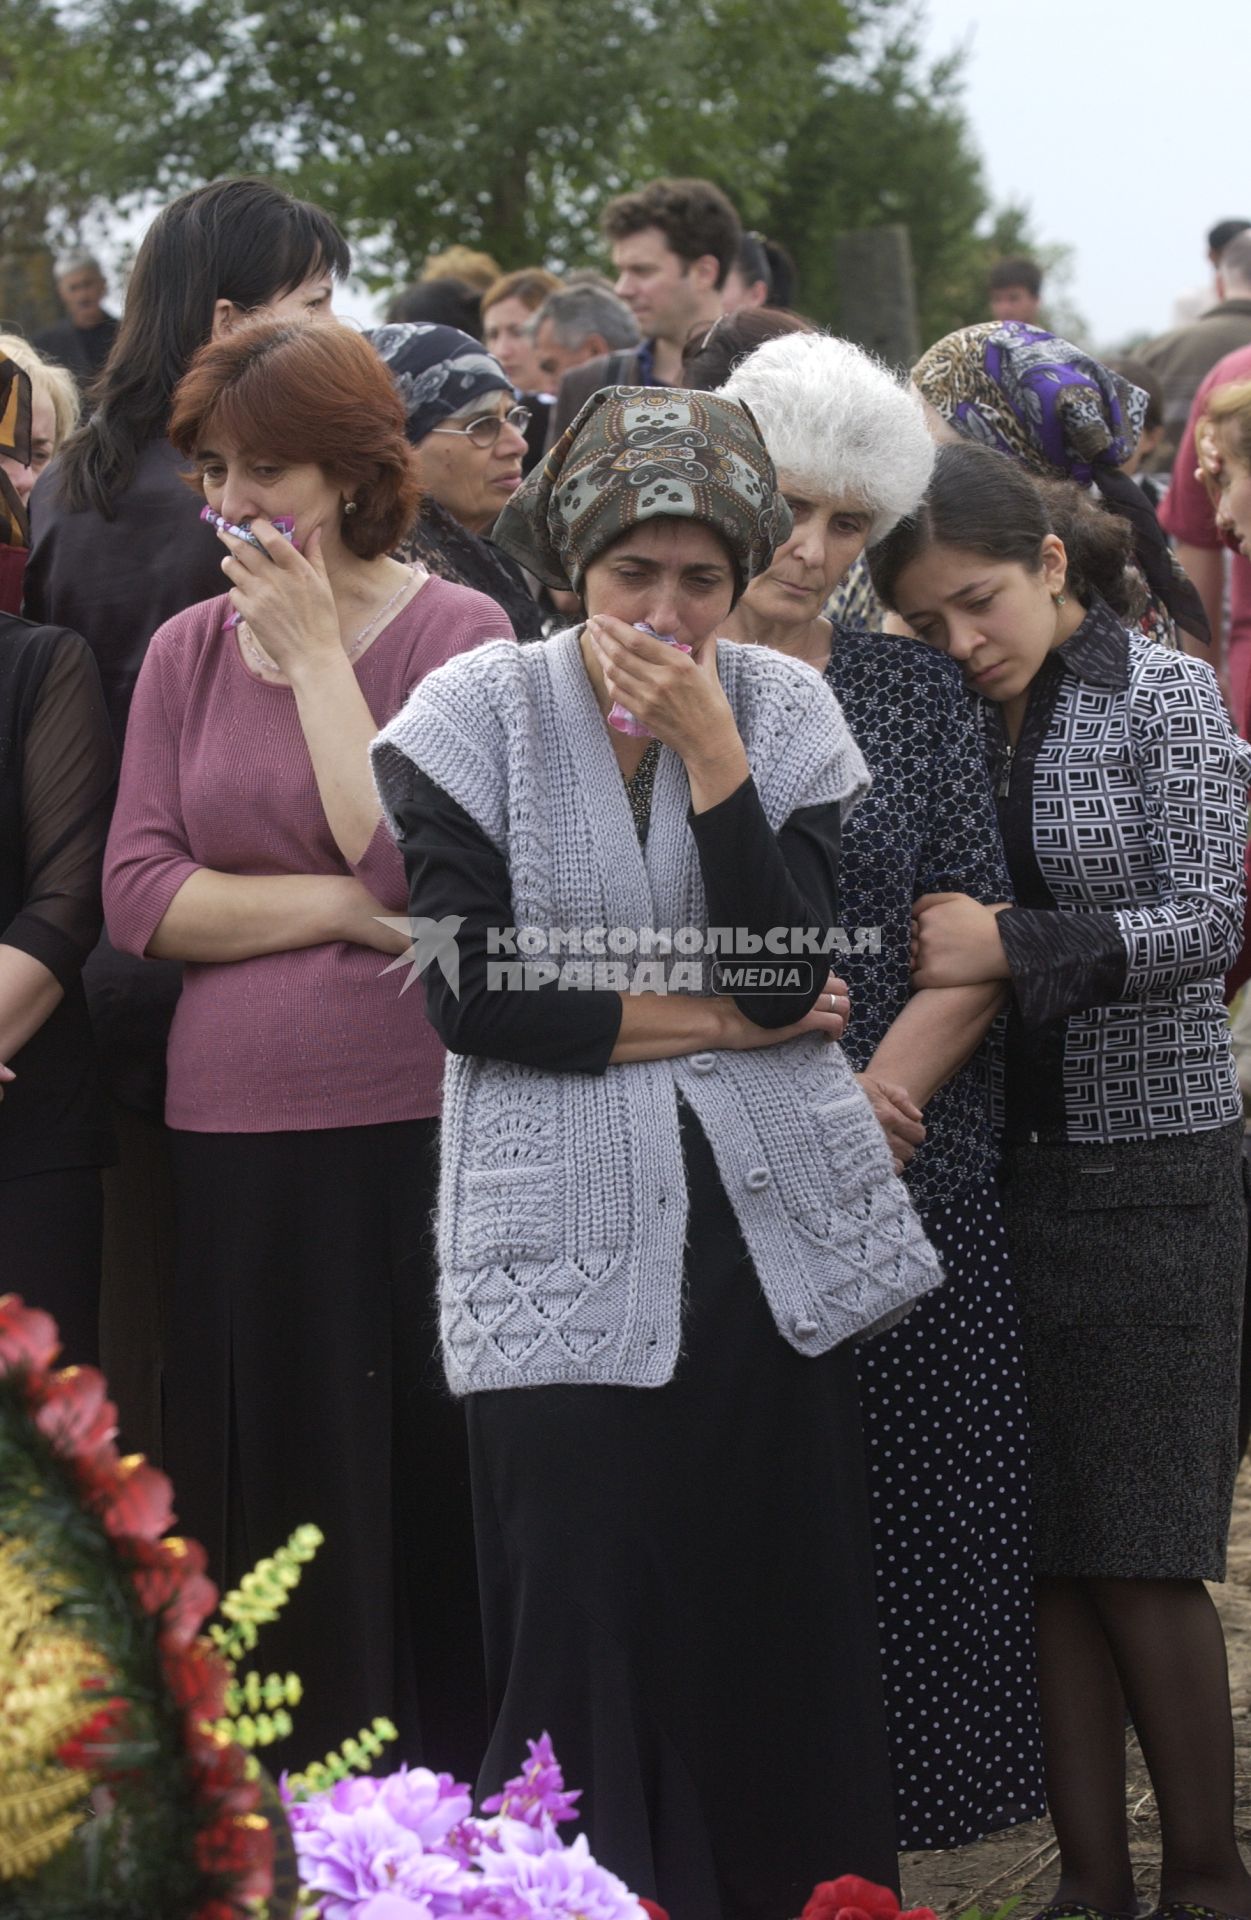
[1,0,1056,344]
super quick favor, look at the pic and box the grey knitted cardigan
[372,627,943,1395]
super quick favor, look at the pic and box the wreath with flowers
[0,1293,276,1918]
[0,1294,1012,1920]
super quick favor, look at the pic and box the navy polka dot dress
[827,630,1046,1849]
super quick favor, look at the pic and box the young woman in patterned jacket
[873,439,1251,1920]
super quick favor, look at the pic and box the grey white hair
[720,331,935,543]
[529,283,640,352]
[54,250,104,281]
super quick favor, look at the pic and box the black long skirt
[856,1181,1044,1849]
[468,1108,897,1920]
[1000,1120,1246,1579]
[166,1120,486,1778]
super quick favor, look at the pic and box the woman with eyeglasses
[369,324,546,639]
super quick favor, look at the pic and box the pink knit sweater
[104,577,515,1132]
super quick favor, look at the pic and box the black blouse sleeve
[3,633,115,990]
[688,774,840,1027]
[395,776,624,1074]
[995,905,1129,1029]
[396,768,841,1072]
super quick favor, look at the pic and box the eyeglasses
[429,404,532,451]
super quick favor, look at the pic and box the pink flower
[379,1768,474,1846]
[480,1734,581,1830]
[0,1294,59,1373]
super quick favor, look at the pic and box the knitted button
[744,1166,771,1191]
[793,1316,820,1339]
[689,1052,717,1074]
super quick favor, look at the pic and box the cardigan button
[793,1317,820,1339]
[690,1052,717,1074]
[744,1166,771,1191]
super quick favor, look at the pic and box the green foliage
[0,0,1057,343]
[211,1524,324,1665]
[284,1717,399,1799]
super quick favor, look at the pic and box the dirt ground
[898,1462,1251,1916]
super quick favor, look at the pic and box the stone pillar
[0,237,60,338]
[833,224,920,370]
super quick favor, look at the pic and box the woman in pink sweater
[104,318,515,1771]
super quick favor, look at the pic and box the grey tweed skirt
[1000,1120,1247,1581]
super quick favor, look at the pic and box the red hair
[168,317,421,558]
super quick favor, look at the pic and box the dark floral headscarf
[0,355,32,547]
[913,321,1209,647]
[367,323,512,445]
[491,385,790,598]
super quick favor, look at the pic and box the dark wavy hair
[601,178,741,288]
[55,178,350,518]
[869,441,1140,619]
[168,318,421,561]
[680,306,814,391]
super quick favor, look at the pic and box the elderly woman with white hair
[698,325,1047,1850]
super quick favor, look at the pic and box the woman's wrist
[684,734,751,814]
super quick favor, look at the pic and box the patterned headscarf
[491,385,790,598]
[913,321,1209,646]
[0,355,32,547]
[366,323,512,445]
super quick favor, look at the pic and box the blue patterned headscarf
[366,323,512,446]
[914,321,1209,645]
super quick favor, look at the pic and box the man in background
[547,176,740,443]
[988,256,1043,324]
[530,282,640,395]
[34,252,119,393]
[1139,229,1251,472]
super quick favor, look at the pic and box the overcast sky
[918,0,1246,349]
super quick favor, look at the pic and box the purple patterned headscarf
[914,321,1209,645]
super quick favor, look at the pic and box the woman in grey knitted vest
[372,388,942,1917]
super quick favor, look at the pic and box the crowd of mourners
[6,171,1251,1920]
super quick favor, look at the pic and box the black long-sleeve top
[396,768,842,1072]
[0,615,116,1176]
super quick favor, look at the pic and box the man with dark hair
[1208,219,1251,268]
[547,175,741,442]
[1139,229,1251,471]
[988,256,1043,324]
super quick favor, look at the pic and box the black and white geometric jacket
[987,595,1251,1143]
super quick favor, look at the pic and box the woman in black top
[23,176,350,1452]
[0,610,114,1360]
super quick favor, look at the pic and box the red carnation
[126,1536,219,1650]
[194,1809,273,1901]
[802,1877,938,1920]
[0,1294,59,1373]
[163,1642,232,1729]
[56,1696,129,1773]
[97,1454,175,1542]
[34,1365,119,1471]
